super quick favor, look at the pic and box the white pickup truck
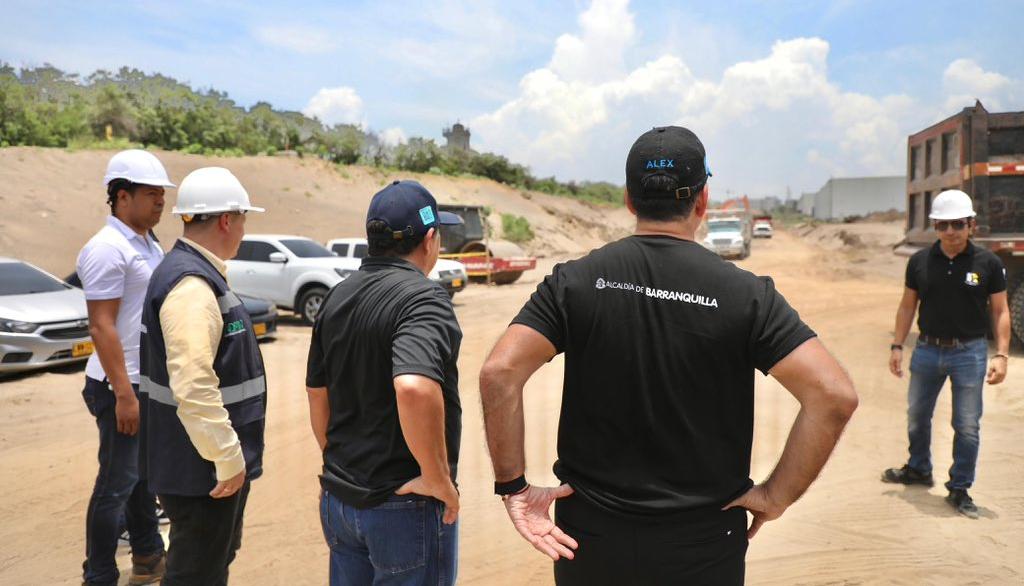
[227,235,361,324]
[326,238,468,298]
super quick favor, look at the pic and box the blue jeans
[320,490,458,586]
[906,338,986,491]
[82,377,164,585]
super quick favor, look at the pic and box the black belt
[919,335,982,348]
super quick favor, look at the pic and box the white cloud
[472,0,1019,196]
[253,24,336,55]
[303,87,365,127]
[942,58,1014,111]
[379,127,408,146]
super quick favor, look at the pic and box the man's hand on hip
[724,483,788,540]
[210,468,246,499]
[114,392,140,436]
[503,484,578,561]
[395,474,460,525]
[987,356,1007,384]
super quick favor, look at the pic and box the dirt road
[1,228,1022,585]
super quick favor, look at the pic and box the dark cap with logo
[625,126,712,200]
[366,180,463,241]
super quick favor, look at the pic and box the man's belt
[919,335,982,348]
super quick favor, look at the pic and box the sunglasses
[934,220,968,232]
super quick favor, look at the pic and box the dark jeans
[907,337,987,490]
[320,490,458,586]
[158,482,251,586]
[82,376,164,586]
[553,494,748,586]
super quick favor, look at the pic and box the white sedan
[0,258,93,375]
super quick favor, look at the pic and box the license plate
[72,341,94,357]
[451,278,462,288]
[253,323,267,336]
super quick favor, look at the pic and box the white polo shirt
[77,216,165,384]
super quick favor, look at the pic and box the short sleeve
[305,318,327,388]
[510,267,566,352]
[77,242,127,300]
[904,256,919,290]
[987,255,1007,294]
[751,277,817,374]
[392,289,461,383]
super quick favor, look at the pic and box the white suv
[227,235,360,324]
[326,238,468,298]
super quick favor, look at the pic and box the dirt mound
[0,147,633,276]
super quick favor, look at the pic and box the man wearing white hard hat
[76,149,173,586]
[883,189,1010,519]
[139,167,266,584]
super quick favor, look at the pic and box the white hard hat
[173,167,265,216]
[929,189,976,220]
[104,149,176,188]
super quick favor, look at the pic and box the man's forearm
[89,322,132,397]
[479,367,527,482]
[395,375,450,480]
[893,306,915,345]
[764,400,853,508]
[993,308,1011,354]
[307,387,329,452]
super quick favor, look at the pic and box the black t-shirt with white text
[513,235,815,518]
[306,256,462,508]
[905,241,1006,338]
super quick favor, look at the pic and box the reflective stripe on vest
[140,375,266,407]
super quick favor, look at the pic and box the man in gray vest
[139,167,266,585]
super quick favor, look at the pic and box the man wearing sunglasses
[884,189,1010,519]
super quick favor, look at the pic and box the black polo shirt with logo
[512,235,815,518]
[305,256,462,508]
[906,241,1006,339]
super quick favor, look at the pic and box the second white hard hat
[104,149,176,187]
[929,189,976,220]
[172,167,265,216]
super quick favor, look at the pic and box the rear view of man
[306,180,464,585]
[77,150,173,586]
[480,126,858,585]
[139,167,267,585]
[883,189,1009,518]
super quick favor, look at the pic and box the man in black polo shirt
[305,180,464,585]
[883,189,1009,519]
[479,126,858,585]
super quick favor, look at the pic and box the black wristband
[494,475,528,496]
[891,344,903,351]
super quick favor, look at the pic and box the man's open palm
[503,484,578,561]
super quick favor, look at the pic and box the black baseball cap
[366,180,462,241]
[625,126,712,200]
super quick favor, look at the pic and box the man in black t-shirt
[480,126,858,585]
[882,189,1009,519]
[305,180,464,585]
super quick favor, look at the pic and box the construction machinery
[437,204,537,285]
[898,101,1024,341]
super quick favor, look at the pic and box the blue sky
[3,0,1022,197]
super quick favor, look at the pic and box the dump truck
[437,204,537,284]
[701,197,753,259]
[898,101,1024,341]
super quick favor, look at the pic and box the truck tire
[298,286,328,325]
[1009,275,1024,346]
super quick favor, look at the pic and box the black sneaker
[881,464,934,486]
[946,489,979,519]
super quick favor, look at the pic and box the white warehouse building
[809,176,905,220]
